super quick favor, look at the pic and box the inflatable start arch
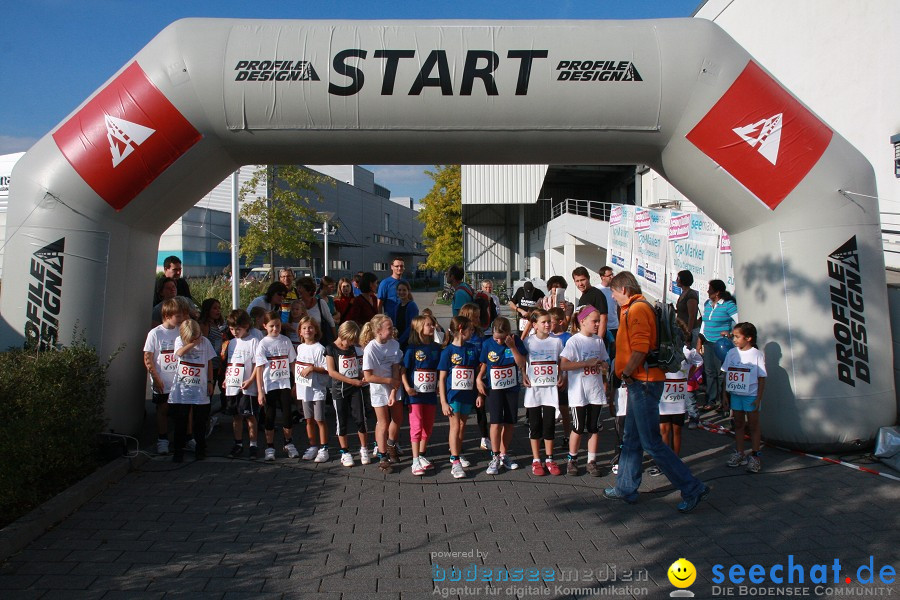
[0,19,893,451]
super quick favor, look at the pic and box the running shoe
[451,460,466,479]
[746,455,761,474]
[156,439,169,455]
[545,460,562,476]
[302,446,318,461]
[248,445,258,460]
[185,439,197,452]
[228,443,243,459]
[359,447,372,465]
[264,447,276,462]
[486,456,501,475]
[411,458,425,476]
[677,485,711,513]
[480,438,491,451]
[567,458,578,476]
[647,466,662,477]
[726,451,748,468]
[284,443,300,459]
[340,451,354,467]
[500,455,519,470]
[419,455,434,470]
[379,456,393,474]
[531,460,546,476]
[314,447,330,463]
[458,455,471,468]
[387,443,400,463]
[587,460,606,477]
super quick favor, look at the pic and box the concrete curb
[0,452,149,563]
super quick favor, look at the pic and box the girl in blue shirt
[460,303,491,452]
[438,316,481,479]
[402,315,441,476]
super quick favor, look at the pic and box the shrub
[0,340,110,527]
[187,277,266,313]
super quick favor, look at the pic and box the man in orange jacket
[603,271,710,513]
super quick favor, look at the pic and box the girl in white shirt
[254,310,298,462]
[721,322,767,474]
[362,314,403,473]
[523,309,565,476]
[295,316,330,463]
[170,319,216,462]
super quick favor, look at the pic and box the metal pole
[230,169,240,309]
[323,217,329,276]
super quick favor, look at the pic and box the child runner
[198,299,226,410]
[170,319,216,462]
[722,322,767,473]
[560,306,609,476]
[284,299,307,344]
[142,298,187,455]
[326,320,371,467]
[295,316,330,462]
[422,307,446,344]
[549,306,573,445]
[522,309,565,476]
[649,319,703,476]
[395,280,419,351]
[254,310,298,461]
[224,309,264,459]
[362,314,403,473]
[439,316,481,479]
[459,303,491,453]
[477,316,527,476]
[402,315,442,476]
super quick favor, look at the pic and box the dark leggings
[264,388,293,431]
[171,403,210,454]
[475,403,489,437]
[527,406,556,440]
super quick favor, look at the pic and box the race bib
[159,349,177,374]
[663,378,688,403]
[490,365,517,390]
[224,363,244,388]
[529,361,558,387]
[583,364,603,377]
[177,360,203,388]
[451,366,475,391]
[268,356,290,382]
[413,369,437,394]
[725,367,752,394]
[294,361,313,388]
[338,355,360,379]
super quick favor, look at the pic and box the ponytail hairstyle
[445,315,472,347]
[490,316,512,337]
[179,319,202,345]
[408,315,434,346]
[458,302,483,337]
[297,315,322,342]
[733,322,758,348]
[337,320,361,346]
[360,313,393,346]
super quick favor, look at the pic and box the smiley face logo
[667,558,696,588]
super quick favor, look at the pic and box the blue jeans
[614,380,706,502]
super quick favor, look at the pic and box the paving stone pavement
[1,399,898,600]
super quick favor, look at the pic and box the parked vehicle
[242,266,314,285]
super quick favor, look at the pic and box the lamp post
[315,211,335,276]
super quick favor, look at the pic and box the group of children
[144,293,767,477]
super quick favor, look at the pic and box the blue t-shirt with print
[479,337,528,391]
[552,331,573,347]
[438,343,480,404]
[403,343,442,405]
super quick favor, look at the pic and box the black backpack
[626,299,684,373]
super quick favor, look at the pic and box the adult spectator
[162,255,193,302]
[508,281,545,331]
[151,277,178,327]
[351,271,365,297]
[334,277,355,325]
[675,270,700,348]
[297,276,337,344]
[571,266,608,339]
[317,276,340,323]
[604,271,710,512]
[247,282,289,314]
[598,266,619,403]
[698,279,738,412]
[480,279,501,322]
[344,272,379,324]
[377,258,407,321]
[540,275,573,314]
[447,265,475,317]
[280,268,299,300]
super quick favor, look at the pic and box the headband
[577,305,598,322]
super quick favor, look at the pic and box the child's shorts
[238,395,259,418]
[487,388,518,424]
[730,393,758,412]
[224,393,241,416]
[570,404,603,435]
[370,391,390,409]
[448,400,474,417]
[659,412,685,426]
[302,400,325,421]
[152,392,169,405]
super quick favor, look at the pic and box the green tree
[418,164,462,272]
[231,165,328,278]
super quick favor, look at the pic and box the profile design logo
[668,558,697,597]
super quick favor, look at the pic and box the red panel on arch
[686,61,832,210]
[52,62,202,211]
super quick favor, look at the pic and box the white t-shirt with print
[295,341,327,402]
[523,335,563,409]
[660,346,704,415]
[363,338,402,403]
[143,324,181,394]
[560,333,608,407]
[224,329,263,397]
[254,334,297,393]
[169,337,216,405]
[721,346,767,397]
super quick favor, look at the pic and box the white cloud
[0,135,38,154]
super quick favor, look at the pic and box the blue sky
[1,0,700,200]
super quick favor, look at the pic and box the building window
[384,213,390,231]
[331,260,350,270]
[373,262,389,272]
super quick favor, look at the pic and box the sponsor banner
[686,61,833,210]
[635,259,666,301]
[668,238,718,301]
[52,62,202,211]
[648,208,669,234]
[668,212,691,241]
[634,229,667,300]
[719,233,731,253]
[690,212,721,241]
[607,204,634,273]
[610,204,623,226]
[634,208,651,232]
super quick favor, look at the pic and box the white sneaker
[314,447,330,463]
[284,443,300,459]
[359,447,372,465]
[458,455,471,468]
[411,458,425,476]
[264,447,276,462]
[340,451,354,467]
[185,439,197,452]
[500,455,519,470]
[156,439,169,455]
[419,455,434,470]
[480,438,492,451]
[451,460,466,479]
[611,464,619,475]
[302,446,318,461]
